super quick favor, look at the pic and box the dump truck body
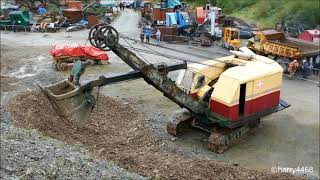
[260,40,302,59]
[283,37,320,58]
[247,29,319,60]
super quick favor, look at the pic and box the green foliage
[46,3,60,14]
[183,0,211,7]
[20,6,29,12]
[282,0,320,29]
[183,0,319,30]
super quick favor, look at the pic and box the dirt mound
[5,91,300,179]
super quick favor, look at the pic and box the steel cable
[119,34,151,64]
[121,41,319,83]
[115,32,320,84]
[119,33,180,64]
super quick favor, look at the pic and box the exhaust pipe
[230,50,255,60]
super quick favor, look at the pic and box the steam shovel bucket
[36,80,97,126]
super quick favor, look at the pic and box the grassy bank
[184,0,319,31]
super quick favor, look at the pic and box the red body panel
[210,100,239,121]
[191,92,198,98]
[196,7,205,24]
[67,1,82,10]
[247,91,280,115]
[153,8,161,20]
[298,32,313,42]
[210,90,280,121]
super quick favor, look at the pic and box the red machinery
[50,44,109,70]
[195,7,205,24]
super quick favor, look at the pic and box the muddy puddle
[1,56,50,79]
[0,75,18,92]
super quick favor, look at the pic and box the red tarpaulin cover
[50,44,109,61]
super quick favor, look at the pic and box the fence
[143,33,191,43]
[0,24,61,33]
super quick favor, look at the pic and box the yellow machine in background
[222,27,240,50]
[247,29,302,60]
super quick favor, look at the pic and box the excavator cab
[223,27,240,50]
[247,32,263,52]
[187,61,226,101]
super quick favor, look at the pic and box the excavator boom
[38,25,207,123]
[109,43,207,114]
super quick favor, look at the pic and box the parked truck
[247,29,319,62]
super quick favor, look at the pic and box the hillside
[184,0,319,34]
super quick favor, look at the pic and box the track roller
[167,111,261,153]
[208,120,260,153]
[166,111,194,136]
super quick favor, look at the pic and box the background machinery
[247,29,320,63]
[50,44,109,71]
[222,27,240,50]
[141,2,153,21]
[39,25,290,153]
[191,5,223,40]
[0,10,31,27]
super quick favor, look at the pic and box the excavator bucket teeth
[36,80,97,126]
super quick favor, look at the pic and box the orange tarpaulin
[50,44,109,61]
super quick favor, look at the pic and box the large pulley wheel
[88,23,106,48]
[94,25,119,51]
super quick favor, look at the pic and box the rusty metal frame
[79,62,188,92]
[108,43,210,115]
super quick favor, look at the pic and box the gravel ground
[0,109,146,180]
[1,8,318,179]
[3,90,301,180]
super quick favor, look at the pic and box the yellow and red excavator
[39,25,290,153]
